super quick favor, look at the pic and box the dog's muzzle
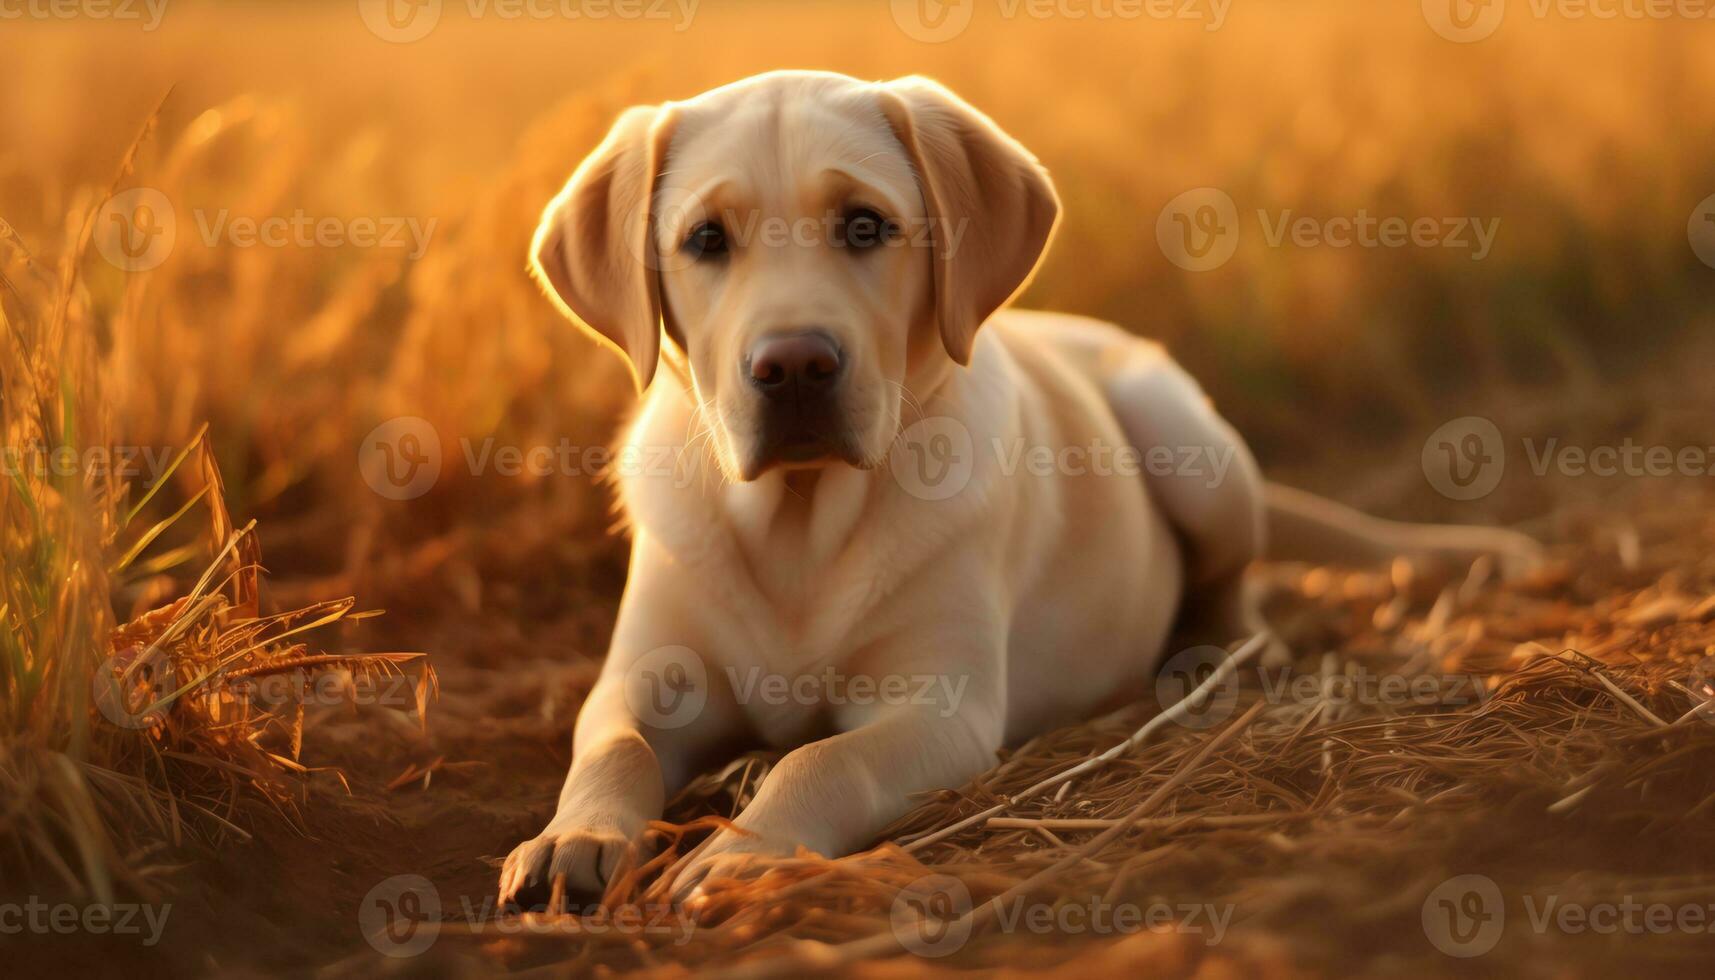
[741,330,859,476]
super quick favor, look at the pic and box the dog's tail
[1264,482,1542,572]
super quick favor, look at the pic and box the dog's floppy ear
[530,104,677,392]
[878,77,1060,364]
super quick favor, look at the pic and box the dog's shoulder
[987,309,1169,371]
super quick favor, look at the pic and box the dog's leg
[1098,344,1285,662]
[499,564,745,904]
[1102,347,1264,588]
[1265,482,1541,575]
[674,705,1003,892]
[673,625,1005,893]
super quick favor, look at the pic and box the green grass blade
[120,422,208,530]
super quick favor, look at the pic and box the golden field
[4,1,1715,975]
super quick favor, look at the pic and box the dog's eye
[684,221,728,259]
[840,208,894,251]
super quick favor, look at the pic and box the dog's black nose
[747,331,843,396]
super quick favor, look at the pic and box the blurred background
[4,1,1715,972]
[6,1,1714,590]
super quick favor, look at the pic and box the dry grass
[0,107,431,904]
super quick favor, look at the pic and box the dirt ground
[16,448,1715,978]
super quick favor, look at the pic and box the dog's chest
[723,662,841,747]
[722,581,897,731]
[719,559,906,749]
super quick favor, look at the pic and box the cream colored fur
[500,71,1537,903]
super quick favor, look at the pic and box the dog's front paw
[672,827,804,902]
[498,811,644,909]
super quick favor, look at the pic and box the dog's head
[531,71,1059,481]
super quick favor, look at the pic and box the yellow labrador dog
[500,70,1536,903]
